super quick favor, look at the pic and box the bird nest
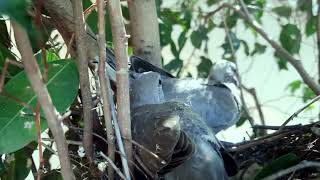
[229,122,320,179]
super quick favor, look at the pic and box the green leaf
[272,6,292,18]
[221,32,240,59]
[251,42,266,56]
[197,56,213,78]
[207,0,220,6]
[0,148,31,180]
[0,159,5,175]
[190,26,208,49]
[0,60,79,154]
[279,24,301,54]
[164,59,183,72]
[274,52,288,70]
[225,12,238,28]
[255,153,300,179]
[178,30,188,51]
[302,86,315,102]
[170,41,179,58]
[0,0,32,32]
[236,111,248,127]
[305,16,316,37]
[159,23,172,47]
[83,0,112,42]
[35,49,60,64]
[297,0,312,12]
[287,80,302,93]
[0,45,21,77]
[240,40,250,56]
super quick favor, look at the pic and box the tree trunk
[128,0,162,66]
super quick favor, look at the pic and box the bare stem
[71,0,93,162]
[107,0,132,172]
[12,22,75,180]
[97,0,115,179]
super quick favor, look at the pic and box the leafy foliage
[0,60,79,154]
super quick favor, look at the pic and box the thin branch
[35,102,43,180]
[71,0,94,162]
[97,0,115,179]
[206,3,320,95]
[279,94,320,131]
[253,124,306,131]
[242,85,267,136]
[222,15,256,135]
[107,0,132,175]
[0,58,23,93]
[99,152,127,180]
[204,3,229,20]
[12,22,75,180]
[317,0,320,86]
[262,160,320,180]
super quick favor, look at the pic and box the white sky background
[162,0,320,143]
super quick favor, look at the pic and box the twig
[97,0,116,179]
[65,33,74,59]
[206,3,320,95]
[107,0,132,175]
[203,3,229,20]
[0,58,23,93]
[99,152,127,180]
[253,124,306,131]
[35,102,43,180]
[229,130,298,152]
[222,15,256,135]
[12,22,75,180]
[42,138,83,146]
[262,160,320,180]
[71,0,94,162]
[279,94,320,131]
[242,85,266,136]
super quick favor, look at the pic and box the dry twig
[99,152,127,180]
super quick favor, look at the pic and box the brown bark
[71,0,94,162]
[12,22,75,180]
[97,0,116,179]
[107,0,132,178]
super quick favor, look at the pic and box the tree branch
[71,0,94,162]
[97,0,115,179]
[107,0,132,172]
[279,94,320,130]
[12,22,75,180]
[242,85,267,136]
[128,0,162,66]
[206,3,320,95]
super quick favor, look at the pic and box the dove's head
[208,60,239,87]
[130,71,165,109]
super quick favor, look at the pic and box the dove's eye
[159,79,162,85]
